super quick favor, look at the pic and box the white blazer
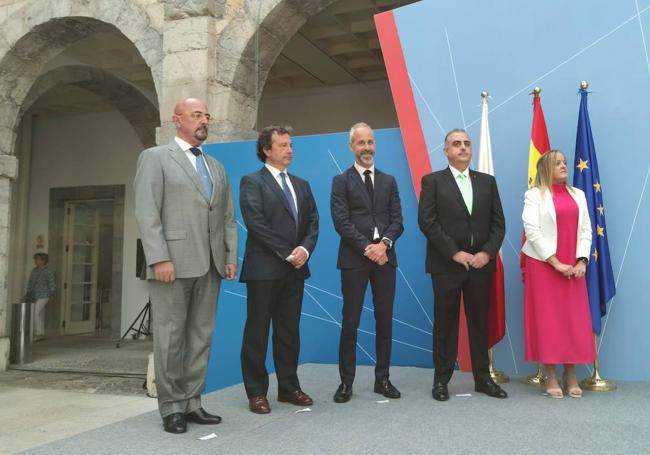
[521,186,592,261]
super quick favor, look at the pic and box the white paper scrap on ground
[295,408,311,413]
[198,433,218,441]
[455,393,472,397]
[376,399,390,404]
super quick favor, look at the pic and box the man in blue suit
[331,123,404,403]
[239,126,319,414]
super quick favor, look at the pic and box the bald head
[172,97,210,146]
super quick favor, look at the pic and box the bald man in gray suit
[135,98,237,434]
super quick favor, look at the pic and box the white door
[61,202,99,334]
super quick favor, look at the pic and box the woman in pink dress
[521,150,596,398]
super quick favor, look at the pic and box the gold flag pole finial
[580,80,589,90]
[481,90,489,99]
[532,86,541,96]
[580,335,617,392]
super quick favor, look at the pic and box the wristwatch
[577,257,588,265]
[381,238,393,250]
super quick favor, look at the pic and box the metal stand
[525,362,546,387]
[488,348,510,383]
[116,301,152,348]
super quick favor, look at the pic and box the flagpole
[580,334,616,392]
[574,80,617,393]
[525,86,547,387]
[479,90,509,384]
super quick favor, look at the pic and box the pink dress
[524,185,596,364]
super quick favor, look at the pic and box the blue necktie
[280,172,298,224]
[190,147,213,199]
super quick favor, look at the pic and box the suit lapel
[167,143,211,203]
[288,174,303,225]
[261,167,295,220]
[348,166,373,207]
[443,168,470,216]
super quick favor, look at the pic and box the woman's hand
[547,255,573,278]
[554,262,573,278]
[571,261,587,279]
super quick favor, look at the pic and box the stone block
[163,0,225,21]
[0,155,18,179]
[0,337,8,371]
[163,16,217,54]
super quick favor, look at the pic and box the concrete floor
[0,335,157,454]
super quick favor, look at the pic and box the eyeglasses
[180,111,212,123]
[450,140,471,147]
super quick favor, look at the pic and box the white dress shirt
[174,136,213,180]
[448,164,472,199]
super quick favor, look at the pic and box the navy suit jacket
[418,167,505,274]
[331,166,403,269]
[239,166,319,282]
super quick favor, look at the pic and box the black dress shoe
[185,407,222,424]
[475,380,508,398]
[333,384,353,403]
[432,383,449,401]
[374,379,401,399]
[163,413,187,434]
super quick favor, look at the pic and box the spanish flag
[521,91,550,275]
[527,92,551,188]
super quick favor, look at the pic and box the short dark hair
[443,128,468,150]
[33,252,49,264]
[256,126,293,162]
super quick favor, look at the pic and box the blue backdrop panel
[392,0,649,380]
[203,129,433,392]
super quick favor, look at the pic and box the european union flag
[573,89,616,335]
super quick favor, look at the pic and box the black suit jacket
[331,166,403,269]
[239,167,319,282]
[418,168,505,274]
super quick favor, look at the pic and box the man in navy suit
[418,128,507,401]
[331,123,404,403]
[239,126,319,414]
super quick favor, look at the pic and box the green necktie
[458,173,473,212]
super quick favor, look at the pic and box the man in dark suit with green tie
[418,128,507,401]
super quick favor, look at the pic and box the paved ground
[0,335,156,454]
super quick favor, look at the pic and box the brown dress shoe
[249,396,271,414]
[278,389,313,406]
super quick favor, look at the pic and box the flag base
[525,363,546,387]
[488,348,509,383]
[580,367,617,392]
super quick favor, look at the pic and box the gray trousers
[148,266,220,418]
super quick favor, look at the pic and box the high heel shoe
[544,378,564,399]
[562,376,583,398]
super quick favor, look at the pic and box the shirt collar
[265,163,288,178]
[449,165,470,179]
[174,136,203,154]
[354,161,374,177]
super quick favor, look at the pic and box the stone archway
[208,0,337,142]
[23,65,160,148]
[0,0,162,356]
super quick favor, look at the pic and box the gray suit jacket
[134,141,237,279]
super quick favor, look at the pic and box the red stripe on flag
[374,11,431,198]
[530,96,550,154]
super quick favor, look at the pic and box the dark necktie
[280,172,298,224]
[190,147,213,198]
[364,169,374,202]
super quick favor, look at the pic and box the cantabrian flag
[478,94,506,348]
[521,92,551,275]
[573,89,616,335]
[527,93,551,188]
